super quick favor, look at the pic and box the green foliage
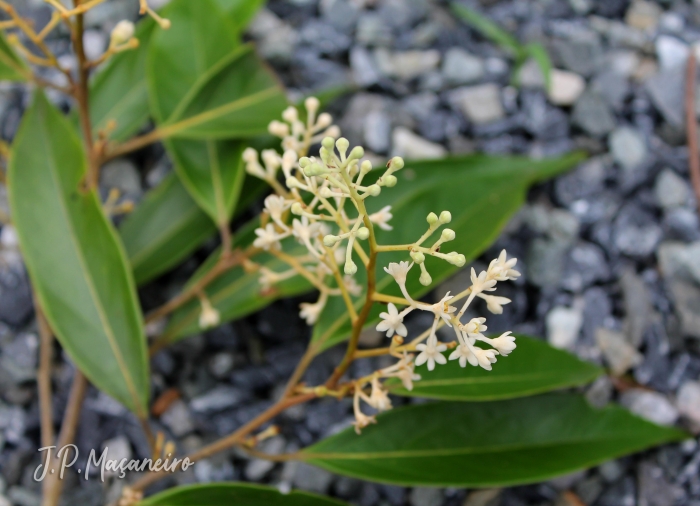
[0,31,27,81]
[303,394,687,487]
[140,483,348,506]
[7,92,149,417]
[451,3,552,89]
[387,336,602,401]
[311,153,585,352]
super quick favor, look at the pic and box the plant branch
[35,302,55,504]
[685,52,700,213]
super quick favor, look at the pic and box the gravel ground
[1,0,700,505]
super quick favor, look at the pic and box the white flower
[369,205,394,231]
[253,224,281,250]
[292,216,322,243]
[460,317,487,336]
[489,331,516,356]
[470,267,497,293]
[384,261,412,285]
[449,344,477,368]
[299,293,327,325]
[479,294,511,315]
[264,195,289,223]
[488,250,521,281]
[268,120,289,138]
[376,303,407,338]
[111,20,135,45]
[367,378,392,411]
[432,292,456,326]
[415,335,447,371]
[352,411,376,435]
[344,275,362,297]
[472,347,499,371]
[198,299,220,329]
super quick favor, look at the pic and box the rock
[624,0,662,31]
[657,241,700,285]
[0,332,38,383]
[464,489,502,506]
[662,208,700,242]
[554,156,607,205]
[0,254,33,327]
[350,46,381,88]
[374,48,440,81]
[561,242,610,292]
[364,110,392,154]
[451,84,505,125]
[613,204,662,258]
[596,328,643,376]
[546,305,583,350]
[160,400,195,437]
[299,20,351,56]
[668,279,700,338]
[637,461,685,506]
[655,169,692,209]
[599,460,625,482]
[620,389,679,425]
[591,70,630,111]
[521,91,570,141]
[620,269,653,347]
[248,9,298,63]
[441,48,484,86]
[293,462,334,494]
[527,238,569,288]
[552,34,603,77]
[190,385,249,413]
[323,0,359,33]
[646,67,685,128]
[609,127,647,170]
[244,436,285,481]
[356,13,393,46]
[102,436,132,476]
[519,58,546,88]
[676,381,700,427]
[409,487,443,506]
[548,69,586,106]
[402,92,438,122]
[656,35,688,71]
[391,127,446,159]
[572,91,615,137]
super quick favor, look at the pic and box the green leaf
[303,394,688,487]
[89,18,156,142]
[450,3,524,58]
[0,31,27,81]
[120,173,217,285]
[387,336,602,401]
[311,153,585,353]
[139,483,348,506]
[212,0,267,32]
[7,92,149,416]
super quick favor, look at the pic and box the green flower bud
[388,156,404,171]
[383,175,398,187]
[344,260,358,275]
[410,250,425,264]
[426,212,438,225]
[441,228,455,242]
[336,137,350,154]
[356,227,370,240]
[419,271,432,286]
[360,160,373,174]
[323,235,339,247]
[452,253,466,267]
[349,146,365,160]
[322,137,335,150]
[367,184,381,196]
[299,157,311,168]
[291,202,303,215]
[439,211,452,224]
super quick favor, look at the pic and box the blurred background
[1,0,700,505]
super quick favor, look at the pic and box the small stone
[244,436,285,481]
[662,208,700,242]
[668,279,700,339]
[572,91,615,137]
[248,10,297,63]
[527,238,569,288]
[646,68,685,128]
[676,381,700,427]
[586,375,614,408]
[624,0,662,31]
[638,461,685,506]
[101,159,142,199]
[0,332,38,383]
[374,48,440,81]
[591,70,630,111]
[658,241,700,285]
[656,35,689,71]
[464,488,501,506]
[609,127,647,170]
[83,30,106,61]
[391,127,447,160]
[554,156,607,205]
[356,14,393,46]
[613,205,662,258]
[350,46,381,88]
[599,460,625,482]
[365,110,392,154]
[655,169,692,209]
[441,48,484,86]
[451,84,505,125]
[621,269,653,348]
[552,34,603,77]
[190,385,248,413]
[409,487,442,506]
[546,305,583,350]
[548,69,586,106]
[561,242,610,292]
[596,328,643,376]
[519,58,546,89]
[161,400,195,437]
[620,389,679,426]
[293,462,334,494]
[102,436,132,477]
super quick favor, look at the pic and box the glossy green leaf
[120,174,217,285]
[387,336,602,401]
[212,0,267,32]
[311,153,585,353]
[89,18,156,142]
[303,394,687,487]
[0,31,27,81]
[140,483,348,506]
[7,92,149,416]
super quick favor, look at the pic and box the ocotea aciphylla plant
[236,97,521,434]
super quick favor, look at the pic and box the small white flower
[415,335,447,371]
[253,224,282,250]
[472,347,499,371]
[352,411,376,435]
[292,216,322,243]
[299,294,327,325]
[344,275,362,297]
[488,249,521,281]
[489,331,516,356]
[264,195,289,223]
[198,299,220,329]
[368,378,392,411]
[384,261,412,285]
[470,267,497,293]
[479,294,512,315]
[460,317,487,336]
[432,292,456,326]
[111,20,135,45]
[261,149,281,177]
[369,205,394,231]
[268,120,289,138]
[395,354,421,391]
[376,303,408,338]
[449,344,477,368]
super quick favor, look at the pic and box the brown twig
[685,52,700,213]
[35,302,55,502]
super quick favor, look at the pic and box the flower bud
[349,146,364,160]
[323,125,341,139]
[383,175,397,187]
[290,202,303,215]
[388,156,404,172]
[268,120,289,138]
[316,112,332,128]
[305,96,320,114]
[410,251,425,264]
[322,136,335,150]
[323,235,339,247]
[282,106,298,123]
[298,157,311,168]
[319,187,335,198]
[344,260,358,275]
[366,184,381,196]
[441,229,455,242]
[242,147,258,163]
[111,20,135,45]
[419,271,432,286]
[360,160,372,174]
[336,137,350,155]
[426,212,438,225]
[356,227,370,240]
[446,252,466,267]
[439,211,452,224]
